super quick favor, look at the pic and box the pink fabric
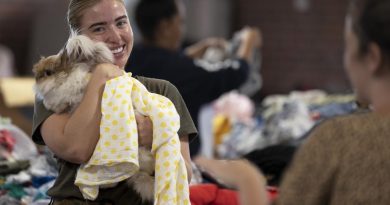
[213,91,254,124]
[0,130,15,152]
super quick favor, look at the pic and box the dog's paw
[127,172,155,202]
[138,147,155,175]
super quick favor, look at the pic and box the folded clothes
[0,160,29,175]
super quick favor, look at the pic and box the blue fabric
[310,102,357,119]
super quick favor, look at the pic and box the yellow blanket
[75,73,190,204]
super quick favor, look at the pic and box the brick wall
[234,0,352,96]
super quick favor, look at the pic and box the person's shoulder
[135,75,172,87]
[305,111,378,144]
[135,75,179,95]
[319,111,379,130]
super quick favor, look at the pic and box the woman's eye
[92,27,105,33]
[117,20,128,28]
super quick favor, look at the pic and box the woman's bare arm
[41,64,124,164]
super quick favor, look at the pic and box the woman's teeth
[111,46,124,54]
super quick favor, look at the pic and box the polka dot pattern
[75,73,189,204]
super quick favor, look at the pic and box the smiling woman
[68,0,133,69]
[31,0,197,204]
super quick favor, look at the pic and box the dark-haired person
[195,0,390,204]
[125,0,261,156]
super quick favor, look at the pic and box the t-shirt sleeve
[163,80,198,141]
[31,97,53,145]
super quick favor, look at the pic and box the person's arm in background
[237,27,262,63]
[181,27,262,100]
[184,27,262,62]
[195,157,269,205]
[184,38,227,59]
[40,64,123,164]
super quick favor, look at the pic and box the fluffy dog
[32,34,155,202]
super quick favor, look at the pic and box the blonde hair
[67,0,125,32]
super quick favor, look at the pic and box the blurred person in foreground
[195,0,390,204]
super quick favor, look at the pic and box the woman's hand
[90,63,124,84]
[92,65,154,148]
[135,113,153,148]
[41,63,124,164]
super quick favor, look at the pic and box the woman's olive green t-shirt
[32,76,197,204]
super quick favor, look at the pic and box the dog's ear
[59,49,69,67]
[65,35,96,62]
[32,56,45,77]
[32,55,59,81]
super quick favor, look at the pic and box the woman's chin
[113,60,126,70]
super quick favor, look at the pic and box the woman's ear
[366,42,383,75]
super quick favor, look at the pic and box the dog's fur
[32,34,155,202]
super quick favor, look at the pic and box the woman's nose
[106,26,121,43]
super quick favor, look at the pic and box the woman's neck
[370,79,390,116]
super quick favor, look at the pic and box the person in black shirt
[126,0,261,156]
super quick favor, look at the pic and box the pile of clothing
[191,90,357,204]
[199,89,357,159]
[0,116,57,205]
